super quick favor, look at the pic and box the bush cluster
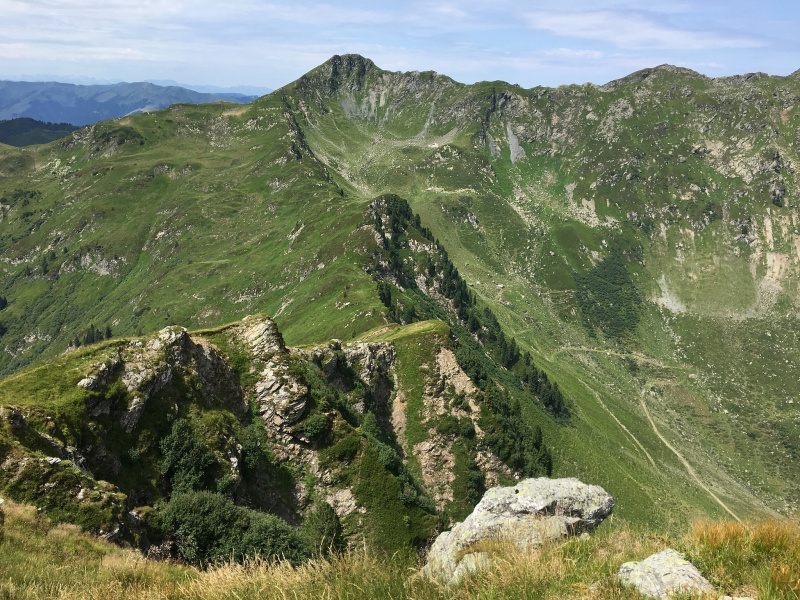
[160,419,217,493]
[574,253,642,339]
[162,491,308,565]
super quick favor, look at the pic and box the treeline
[519,351,568,419]
[482,385,552,476]
[371,194,568,420]
[368,195,565,480]
[574,253,642,339]
[0,118,78,147]
[71,324,112,347]
[0,296,6,337]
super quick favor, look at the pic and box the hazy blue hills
[0,80,258,126]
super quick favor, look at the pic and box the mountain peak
[601,64,706,90]
[300,54,378,94]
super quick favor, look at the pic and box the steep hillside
[0,55,798,536]
[279,56,800,517]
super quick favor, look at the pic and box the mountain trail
[550,346,673,370]
[639,382,741,521]
[577,378,655,467]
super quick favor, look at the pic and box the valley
[0,55,798,565]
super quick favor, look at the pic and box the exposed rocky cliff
[0,314,525,555]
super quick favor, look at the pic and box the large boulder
[422,477,614,583]
[618,549,715,599]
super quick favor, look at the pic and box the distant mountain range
[145,79,273,97]
[0,80,261,126]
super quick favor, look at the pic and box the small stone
[618,549,715,600]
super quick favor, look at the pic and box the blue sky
[1,0,798,92]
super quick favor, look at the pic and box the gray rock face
[237,314,285,358]
[618,549,715,600]
[77,357,121,391]
[117,326,188,432]
[75,325,244,435]
[297,338,396,410]
[422,477,614,583]
[256,360,309,430]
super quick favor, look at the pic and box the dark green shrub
[122,447,141,465]
[241,511,307,564]
[301,413,330,441]
[465,468,486,505]
[324,434,361,463]
[435,415,459,437]
[361,411,382,440]
[160,419,216,493]
[161,491,244,564]
[373,439,401,473]
[300,501,344,556]
[162,491,306,565]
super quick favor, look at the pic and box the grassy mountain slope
[0,55,798,539]
[278,56,800,518]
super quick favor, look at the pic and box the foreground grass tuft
[684,519,800,599]
[1,499,799,599]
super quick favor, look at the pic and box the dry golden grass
[684,519,800,599]
[1,499,799,600]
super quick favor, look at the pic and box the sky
[1,0,798,93]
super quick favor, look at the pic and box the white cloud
[541,48,605,59]
[525,10,764,50]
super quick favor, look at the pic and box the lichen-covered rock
[255,360,309,430]
[76,325,245,433]
[77,354,122,391]
[237,314,285,358]
[341,341,396,385]
[618,549,715,599]
[422,477,614,583]
[116,326,188,432]
[298,339,395,404]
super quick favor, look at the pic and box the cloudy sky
[1,0,798,92]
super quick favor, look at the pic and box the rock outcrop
[79,325,243,433]
[297,338,395,410]
[422,477,614,583]
[236,314,285,358]
[255,359,309,436]
[618,549,716,599]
